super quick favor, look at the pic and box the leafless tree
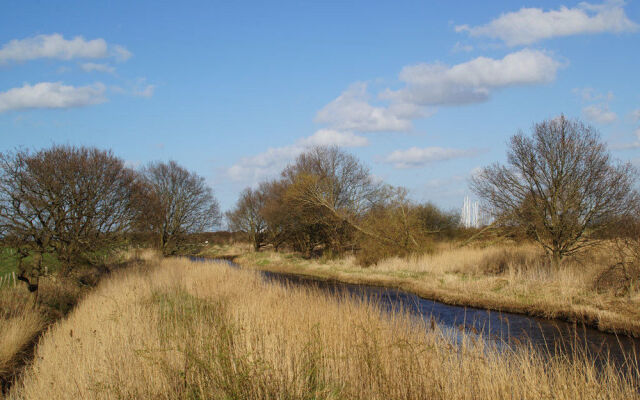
[472,115,639,266]
[282,146,391,251]
[0,146,139,296]
[139,161,221,255]
[226,187,267,251]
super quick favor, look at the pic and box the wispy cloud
[381,49,562,106]
[0,34,132,64]
[382,146,481,169]
[455,0,638,46]
[573,87,618,124]
[583,104,617,124]
[81,62,115,74]
[573,87,614,102]
[227,130,369,183]
[133,84,155,98]
[0,82,106,113]
[299,129,369,147]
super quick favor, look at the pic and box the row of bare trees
[226,146,459,265]
[0,145,220,295]
[228,116,639,268]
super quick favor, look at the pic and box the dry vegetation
[207,241,640,336]
[0,248,158,392]
[7,257,640,399]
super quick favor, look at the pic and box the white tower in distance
[461,196,483,228]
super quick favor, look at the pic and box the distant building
[460,196,489,228]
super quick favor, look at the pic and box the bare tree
[226,187,267,251]
[282,146,390,251]
[139,161,221,255]
[0,146,139,296]
[472,115,639,265]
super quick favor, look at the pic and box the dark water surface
[190,256,640,367]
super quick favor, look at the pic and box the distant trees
[0,145,223,297]
[0,146,139,295]
[472,116,639,265]
[226,187,267,251]
[227,146,460,265]
[138,161,221,255]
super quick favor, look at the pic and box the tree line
[1,116,638,297]
[0,146,221,296]
[228,116,639,268]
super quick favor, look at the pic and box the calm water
[191,256,640,366]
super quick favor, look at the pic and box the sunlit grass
[9,257,640,399]
[224,241,640,335]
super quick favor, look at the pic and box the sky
[1,0,639,215]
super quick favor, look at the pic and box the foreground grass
[0,248,158,392]
[198,242,640,336]
[9,256,640,399]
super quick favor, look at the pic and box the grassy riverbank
[0,249,154,392]
[195,242,640,336]
[8,256,640,399]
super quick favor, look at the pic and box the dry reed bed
[9,257,640,399]
[231,243,640,336]
[0,293,45,389]
[0,248,158,392]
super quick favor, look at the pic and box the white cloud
[299,129,369,147]
[0,82,106,113]
[0,34,132,63]
[81,62,115,74]
[227,145,303,183]
[315,82,417,132]
[383,146,480,169]
[456,0,638,46]
[382,49,561,106]
[111,45,132,62]
[573,87,614,102]
[133,84,155,98]
[227,130,369,182]
[451,42,474,53]
[583,104,617,123]
[632,109,640,122]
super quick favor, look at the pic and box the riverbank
[9,256,640,399]
[0,248,157,393]
[195,242,640,337]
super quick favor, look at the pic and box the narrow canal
[193,256,640,367]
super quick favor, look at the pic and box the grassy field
[7,256,640,399]
[195,241,640,336]
[0,247,63,278]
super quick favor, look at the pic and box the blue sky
[1,0,639,214]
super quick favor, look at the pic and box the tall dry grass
[0,248,153,392]
[230,241,640,335]
[0,289,45,389]
[9,257,640,399]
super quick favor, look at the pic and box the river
[192,256,640,368]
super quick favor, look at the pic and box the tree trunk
[551,249,562,269]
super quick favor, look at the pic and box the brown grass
[0,292,45,388]
[0,248,153,392]
[8,256,640,399]
[221,242,640,336]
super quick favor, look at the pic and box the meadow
[5,255,640,399]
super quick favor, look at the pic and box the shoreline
[200,252,640,338]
